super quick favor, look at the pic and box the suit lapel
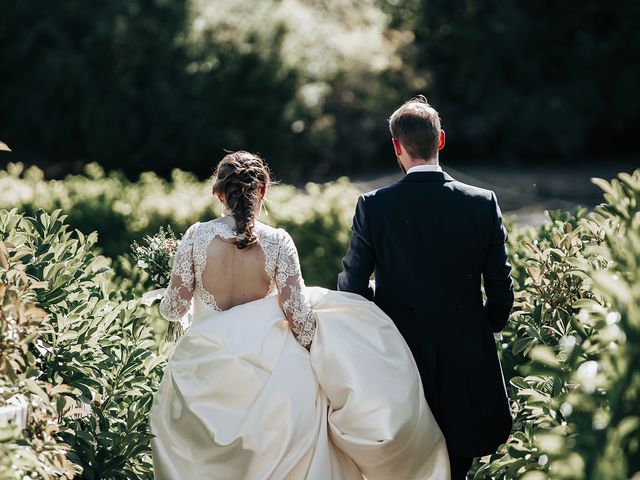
[399,171,455,183]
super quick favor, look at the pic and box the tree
[412,0,640,161]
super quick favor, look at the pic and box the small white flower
[100,304,113,313]
[559,335,577,353]
[137,260,148,269]
[577,360,598,378]
[592,411,609,430]
[606,312,621,325]
[576,360,599,393]
[600,324,622,343]
[560,402,573,417]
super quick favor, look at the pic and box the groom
[338,96,514,479]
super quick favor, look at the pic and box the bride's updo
[212,151,272,249]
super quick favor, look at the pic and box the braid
[212,151,272,249]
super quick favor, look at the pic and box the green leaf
[513,337,536,356]
[572,298,601,310]
[592,271,632,304]
[529,346,561,369]
[510,376,529,390]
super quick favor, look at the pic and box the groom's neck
[407,156,439,168]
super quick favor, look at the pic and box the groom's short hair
[388,96,441,160]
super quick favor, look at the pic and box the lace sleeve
[159,223,198,321]
[275,230,317,349]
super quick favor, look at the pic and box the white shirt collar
[406,164,442,174]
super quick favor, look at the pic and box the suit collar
[399,170,455,183]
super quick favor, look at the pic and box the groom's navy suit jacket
[338,170,514,458]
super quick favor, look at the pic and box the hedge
[1,162,360,289]
[1,165,639,479]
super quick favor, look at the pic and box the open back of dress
[159,218,316,347]
[201,235,272,310]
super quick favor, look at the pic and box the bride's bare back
[202,234,271,310]
[159,218,316,347]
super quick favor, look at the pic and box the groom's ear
[437,130,446,151]
[391,137,403,157]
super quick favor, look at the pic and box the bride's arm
[275,230,317,349]
[159,223,197,321]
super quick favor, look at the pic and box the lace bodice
[159,220,317,347]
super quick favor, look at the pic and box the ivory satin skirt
[150,287,450,479]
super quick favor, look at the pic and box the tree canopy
[1,0,637,179]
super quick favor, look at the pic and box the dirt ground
[352,161,638,226]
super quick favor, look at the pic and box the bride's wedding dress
[150,219,450,479]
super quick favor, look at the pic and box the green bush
[0,162,360,288]
[3,162,640,479]
[475,169,640,479]
[0,208,165,479]
[411,0,640,161]
[522,171,640,479]
[0,0,406,178]
[0,223,78,478]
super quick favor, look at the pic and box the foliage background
[0,162,358,289]
[1,167,639,479]
[2,0,640,478]
[1,0,638,180]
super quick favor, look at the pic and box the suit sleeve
[482,191,515,332]
[337,195,375,300]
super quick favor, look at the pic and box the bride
[149,151,450,479]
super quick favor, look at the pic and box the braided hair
[212,151,272,249]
